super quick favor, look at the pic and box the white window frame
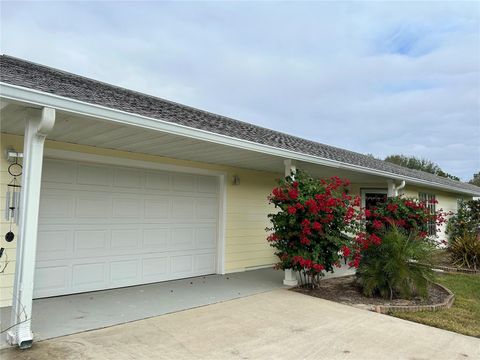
[419,192,436,236]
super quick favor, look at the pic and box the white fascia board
[1,82,479,197]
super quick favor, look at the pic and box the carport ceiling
[1,102,388,184]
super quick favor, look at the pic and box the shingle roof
[1,55,479,195]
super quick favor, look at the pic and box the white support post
[387,179,395,198]
[283,159,298,286]
[284,159,297,178]
[8,108,55,349]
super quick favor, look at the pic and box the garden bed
[292,275,454,313]
[430,249,480,275]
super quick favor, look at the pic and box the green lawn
[394,273,480,338]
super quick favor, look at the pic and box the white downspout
[7,107,55,349]
[387,179,406,197]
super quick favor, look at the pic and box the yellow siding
[0,133,279,306]
[0,135,23,307]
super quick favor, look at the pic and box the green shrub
[356,227,435,300]
[446,199,480,241]
[449,232,480,270]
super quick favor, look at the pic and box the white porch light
[7,107,55,349]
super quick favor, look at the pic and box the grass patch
[394,273,480,337]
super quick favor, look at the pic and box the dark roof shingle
[1,55,479,195]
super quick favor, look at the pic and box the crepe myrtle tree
[266,171,370,288]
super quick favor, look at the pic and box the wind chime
[4,156,22,242]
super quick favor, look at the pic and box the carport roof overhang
[1,82,479,196]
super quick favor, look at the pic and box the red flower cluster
[288,189,299,200]
[267,233,279,242]
[387,203,399,212]
[353,232,382,251]
[341,245,351,257]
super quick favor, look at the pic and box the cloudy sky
[1,1,479,180]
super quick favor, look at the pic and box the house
[1,55,479,348]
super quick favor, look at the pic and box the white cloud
[1,1,478,180]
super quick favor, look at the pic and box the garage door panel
[39,192,74,219]
[195,227,217,249]
[144,198,170,219]
[111,228,139,250]
[35,159,219,298]
[142,256,169,281]
[197,176,219,194]
[73,229,108,252]
[143,228,169,249]
[196,199,218,219]
[76,194,112,218]
[172,198,195,219]
[170,228,195,251]
[112,197,143,218]
[36,229,72,261]
[34,265,70,294]
[114,167,145,188]
[171,255,193,274]
[42,160,76,184]
[110,260,139,284]
[195,253,216,272]
[145,171,170,190]
[77,163,112,186]
[72,262,106,287]
[172,174,195,192]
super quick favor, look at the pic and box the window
[419,192,436,236]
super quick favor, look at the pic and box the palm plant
[356,226,435,300]
[449,232,480,270]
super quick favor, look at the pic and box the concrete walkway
[2,289,478,360]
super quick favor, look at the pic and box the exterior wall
[402,185,471,241]
[0,131,474,307]
[0,135,22,308]
[0,133,279,307]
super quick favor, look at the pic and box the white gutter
[1,82,479,197]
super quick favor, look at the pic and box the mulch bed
[292,275,451,311]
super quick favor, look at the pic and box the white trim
[2,82,479,197]
[217,174,227,275]
[43,148,228,276]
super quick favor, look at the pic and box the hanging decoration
[4,156,22,242]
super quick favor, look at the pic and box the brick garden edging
[431,265,480,275]
[372,283,455,314]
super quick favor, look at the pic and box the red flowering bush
[356,196,450,299]
[364,196,451,241]
[266,170,363,287]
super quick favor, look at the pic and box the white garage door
[34,159,219,298]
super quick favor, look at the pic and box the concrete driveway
[1,289,479,360]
